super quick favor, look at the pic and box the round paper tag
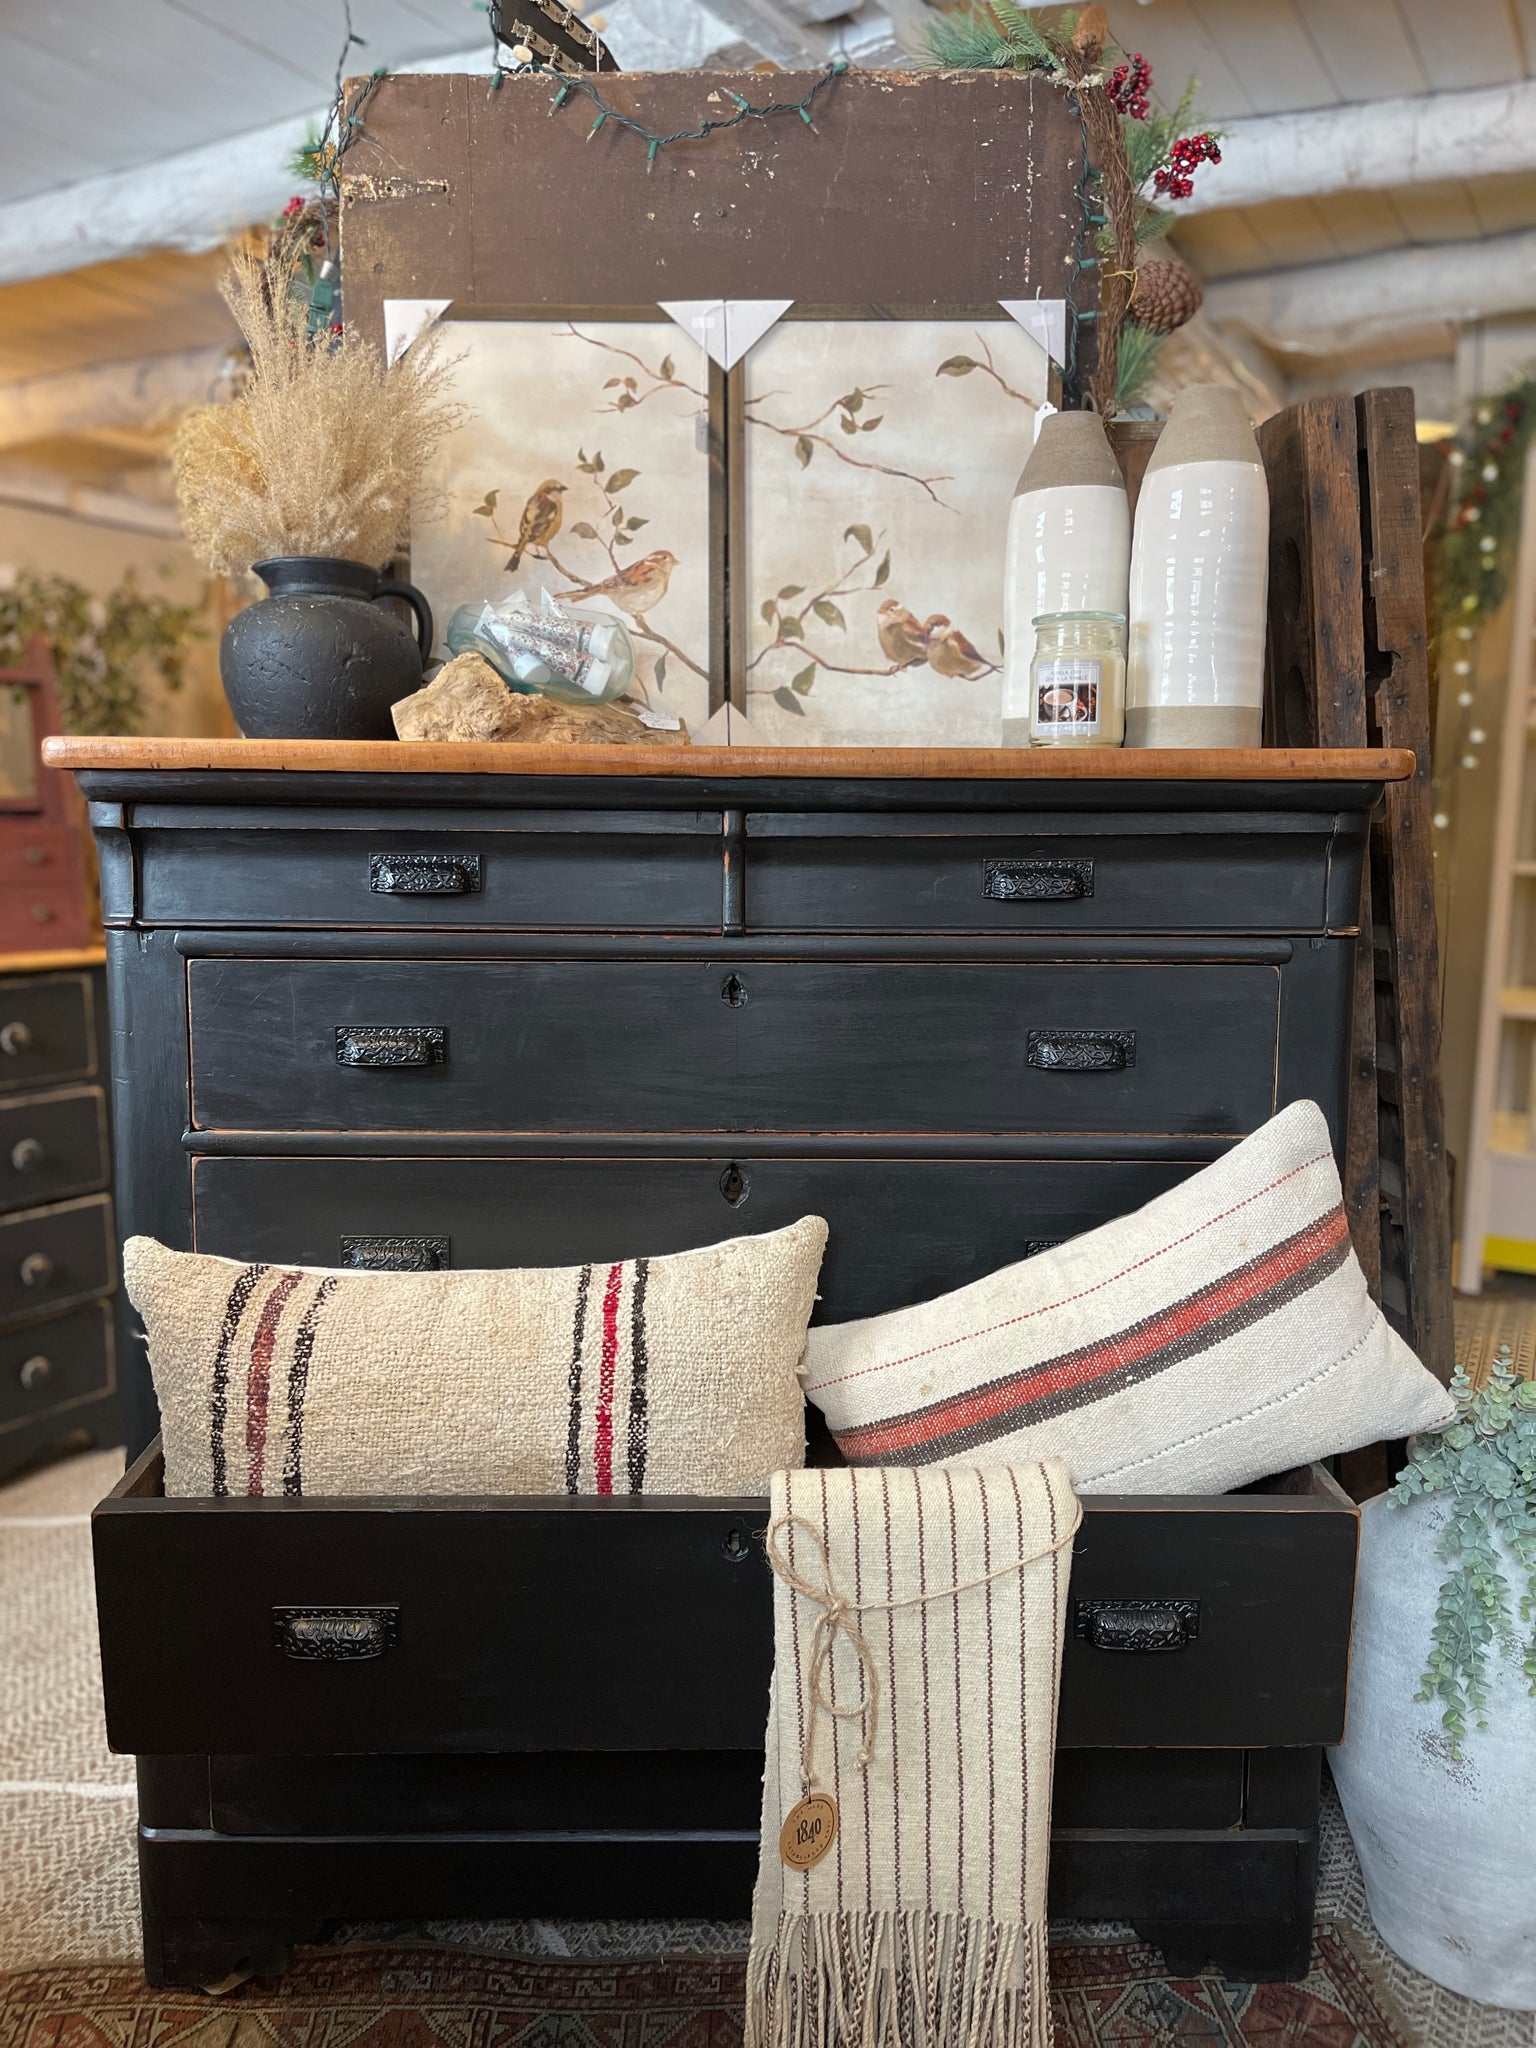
[779,1792,838,1871]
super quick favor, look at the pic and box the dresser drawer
[0,1087,108,1214]
[190,1154,1206,1322]
[0,972,95,1094]
[187,958,1280,1136]
[0,1299,114,1431]
[0,1192,115,1323]
[94,1453,1356,1756]
[745,815,1340,934]
[135,818,724,930]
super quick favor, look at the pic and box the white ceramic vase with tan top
[1000,410,1130,746]
[1126,384,1269,749]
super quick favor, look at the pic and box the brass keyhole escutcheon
[721,973,748,1007]
[719,1162,750,1207]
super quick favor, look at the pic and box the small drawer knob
[18,1354,52,1392]
[23,845,45,868]
[19,1251,55,1288]
[10,1137,46,1174]
[0,1021,32,1056]
[29,904,53,925]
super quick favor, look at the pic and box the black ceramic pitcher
[221,557,435,740]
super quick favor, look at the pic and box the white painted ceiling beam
[1206,228,1536,357]
[0,460,184,539]
[1173,78,1536,217]
[0,346,237,451]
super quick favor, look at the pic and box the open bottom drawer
[96,1448,1357,1756]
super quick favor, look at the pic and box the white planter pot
[1329,1493,1536,2009]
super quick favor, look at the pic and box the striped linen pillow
[125,1216,826,1499]
[802,1102,1451,1496]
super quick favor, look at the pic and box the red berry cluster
[1108,53,1152,119]
[1154,131,1222,200]
[281,195,305,221]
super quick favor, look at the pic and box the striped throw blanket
[748,1460,1080,2048]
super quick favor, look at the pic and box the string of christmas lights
[490,43,849,168]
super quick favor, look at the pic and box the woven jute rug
[0,1930,1406,2048]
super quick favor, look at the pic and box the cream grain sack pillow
[126,1217,827,1499]
[803,1102,1450,1495]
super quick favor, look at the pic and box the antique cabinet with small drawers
[54,736,1409,1990]
[0,956,118,1477]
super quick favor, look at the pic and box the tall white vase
[1329,1494,1536,2008]
[1000,411,1130,746]
[1126,384,1269,748]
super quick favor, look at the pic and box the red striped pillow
[125,1217,827,1499]
[802,1103,1450,1494]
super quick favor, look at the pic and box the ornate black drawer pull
[336,1025,446,1068]
[370,852,482,896]
[340,1235,451,1272]
[1074,1598,1199,1653]
[1027,1029,1135,1073]
[273,1605,399,1661]
[984,858,1094,902]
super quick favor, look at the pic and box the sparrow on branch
[508,480,567,569]
[924,617,991,679]
[561,549,679,617]
[876,599,932,670]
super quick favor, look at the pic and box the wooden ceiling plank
[1236,195,1345,268]
[1316,186,1414,258]
[1291,0,1431,98]
[1468,169,1536,233]
[1170,208,1276,279]
[1391,179,1490,243]
[1185,0,1341,113]
[1099,0,1256,118]
[1394,0,1524,89]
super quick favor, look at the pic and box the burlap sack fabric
[803,1102,1451,1496]
[124,1217,827,1498]
[748,1460,1081,2048]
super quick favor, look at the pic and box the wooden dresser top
[43,737,1415,784]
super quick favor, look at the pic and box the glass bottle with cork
[1028,609,1126,748]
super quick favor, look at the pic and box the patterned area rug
[0,1930,1407,2048]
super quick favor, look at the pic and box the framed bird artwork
[730,307,1055,747]
[407,307,722,738]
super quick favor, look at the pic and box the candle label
[1034,658,1102,734]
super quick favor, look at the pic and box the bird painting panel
[741,319,1050,746]
[410,320,714,734]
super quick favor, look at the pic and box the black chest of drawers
[0,958,118,1477]
[65,740,1405,1991]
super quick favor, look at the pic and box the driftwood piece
[1259,398,1381,1306]
[1356,388,1453,1384]
[392,653,689,745]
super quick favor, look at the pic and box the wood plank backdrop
[338,71,1085,351]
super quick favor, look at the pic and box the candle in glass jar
[1028,610,1126,748]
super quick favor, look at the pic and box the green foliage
[1435,379,1536,656]
[922,0,1058,72]
[0,565,201,736]
[1114,320,1165,409]
[1388,1347,1536,1755]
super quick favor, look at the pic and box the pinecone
[1133,257,1204,334]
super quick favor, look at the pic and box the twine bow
[765,1489,1083,1794]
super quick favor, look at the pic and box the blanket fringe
[746,1911,1052,2048]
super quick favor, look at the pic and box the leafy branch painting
[747,526,997,720]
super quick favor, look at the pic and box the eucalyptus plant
[1388,1347,1536,1754]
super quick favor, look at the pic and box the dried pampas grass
[173,242,465,576]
